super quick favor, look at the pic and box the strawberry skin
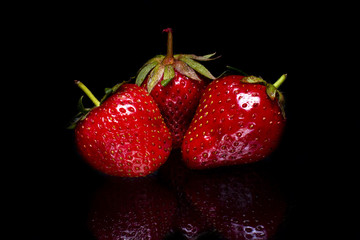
[142,70,207,148]
[75,84,172,177]
[182,75,286,169]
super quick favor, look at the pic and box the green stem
[162,28,174,65]
[273,74,287,89]
[75,80,100,107]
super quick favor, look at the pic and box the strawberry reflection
[160,150,287,240]
[88,175,177,240]
[182,165,287,240]
[89,151,287,240]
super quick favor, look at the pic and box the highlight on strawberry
[181,73,287,169]
[69,28,288,177]
[69,81,172,177]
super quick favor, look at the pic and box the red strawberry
[183,166,287,240]
[88,176,177,240]
[182,74,287,169]
[70,81,172,177]
[136,28,217,148]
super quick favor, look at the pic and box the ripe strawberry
[70,81,172,177]
[88,176,177,240]
[136,28,217,148]
[182,74,287,169]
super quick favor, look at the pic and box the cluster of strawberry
[70,28,286,177]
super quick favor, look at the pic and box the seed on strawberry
[70,81,172,177]
[135,28,218,148]
[181,74,287,169]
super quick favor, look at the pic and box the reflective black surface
[88,153,287,240]
[16,2,358,239]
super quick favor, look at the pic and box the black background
[7,1,358,239]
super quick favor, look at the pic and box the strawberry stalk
[135,28,217,92]
[162,28,174,65]
[75,80,100,107]
[273,74,287,89]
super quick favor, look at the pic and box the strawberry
[88,176,177,240]
[135,28,217,148]
[182,74,287,169]
[70,81,172,177]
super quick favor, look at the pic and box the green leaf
[100,87,115,103]
[67,97,91,129]
[201,52,217,59]
[161,65,175,86]
[135,61,158,86]
[77,96,87,113]
[175,52,219,61]
[226,66,249,76]
[147,64,165,93]
[266,83,277,100]
[67,112,83,129]
[100,81,128,103]
[174,60,201,81]
[179,57,216,79]
[145,55,165,65]
[277,90,286,118]
[111,81,126,92]
[241,76,266,84]
[104,87,113,95]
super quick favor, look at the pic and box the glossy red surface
[142,70,207,148]
[182,75,286,169]
[75,84,172,176]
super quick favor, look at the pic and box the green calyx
[240,74,287,118]
[67,80,128,129]
[219,65,249,77]
[135,28,218,93]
